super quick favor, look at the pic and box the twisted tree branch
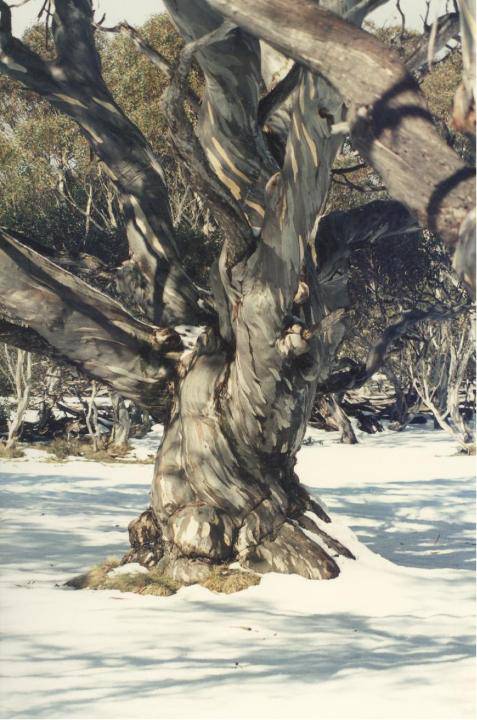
[0,228,182,411]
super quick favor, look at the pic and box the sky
[10,0,454,36]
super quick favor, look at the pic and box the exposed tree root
[122,486,355,584]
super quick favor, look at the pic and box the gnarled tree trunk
[125,323,354,583]
[0,0,474,585]
[313,394,358,444]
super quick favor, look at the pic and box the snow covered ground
[0,424,475,719]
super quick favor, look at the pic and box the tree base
[67,556,261,595]
[122,496,355,585]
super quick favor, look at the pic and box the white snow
[0,424,475,719]
[108,563,149,577]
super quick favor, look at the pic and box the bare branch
[318,305,469,394]
[0,0,207,325]
[345,0,392,25]
[422,0,432,31]
[332,163,367,175]
[96,20,173,76]
[407,12,460,73]
[0,228,183,411]
[0,316,67,361]
[0,0,56,90]
[396,0,406,46]
[161,21,255,270]
[164,0,277,238]
[94,20,201,113]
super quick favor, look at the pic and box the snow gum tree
[0,0,474,584]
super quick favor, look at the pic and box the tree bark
[125,324,354,582]
[209,0,476,288]
[0,229,183,412]
[313,394,358,444]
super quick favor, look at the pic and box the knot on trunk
[277,323,310,357]
[170,505,235,560]
[122,508,164,567]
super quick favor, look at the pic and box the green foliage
[102,16,201,154]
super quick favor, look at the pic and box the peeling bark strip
[208,0,475,273]
[0,0,359,582]
[160,16,257,280]
[0,230,181,411]
[0,0,205,324]
[165,0,277,239]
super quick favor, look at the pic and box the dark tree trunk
[383,366,414,431]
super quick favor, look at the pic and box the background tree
[0,346,32,454]
[406,314,475,452]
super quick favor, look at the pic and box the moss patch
[43,439,150,463]
[201,567,261,594]
[0,443,25,459]
[66,559,261,596]
[66,558,180,597]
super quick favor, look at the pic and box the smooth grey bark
[84,381,102,451]
[3,348,32,449]
[121,1,360,580]
[314,394,358,444]
[1,1,354,580]
[0,229,183,413]
[411,319,475,453]
[125,61,353,580]
[36,365,62,436]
